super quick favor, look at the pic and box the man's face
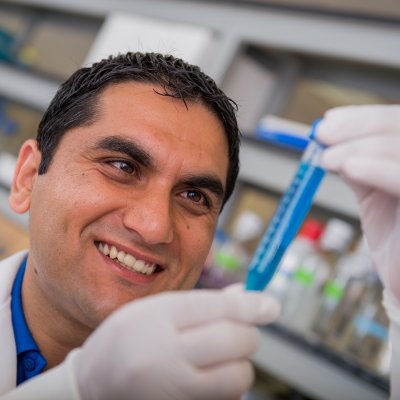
[24,82,229,329]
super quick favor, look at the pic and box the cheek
[28,173,116,269]
[38,172,114,225]
[181,223,216,274]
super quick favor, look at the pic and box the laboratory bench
[0,1,399,399]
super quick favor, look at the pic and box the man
[0,52,280,399]
[1,52,399,399]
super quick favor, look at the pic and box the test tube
[245,119,326,291]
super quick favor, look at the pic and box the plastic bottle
[283,218,354,335]
[321,237,376,349]
[318,218,355,273]
[376,339,391,377]
[268,219,323,303]
[212,210,264,287]
[343,281,389,371]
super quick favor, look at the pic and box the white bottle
[311,219,357,338]
[282,218,354,335]
[321,237,376,349]
[212,210,264,286]
[344,280,389,371]
[279,250,328,332]
[268,219,323,303]
[377,339,392,377]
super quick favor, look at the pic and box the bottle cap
[232,210,264,242]
[320,218,354,252]
[298,219,324,241]
[309,118,322,140]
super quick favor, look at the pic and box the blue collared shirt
[11,257,47,385]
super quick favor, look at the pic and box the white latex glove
[74,285,280,400]
[316,105,400,305]
[317,104,400,400]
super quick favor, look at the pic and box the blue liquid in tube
[245,120,326,291]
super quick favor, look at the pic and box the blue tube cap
[309,117,322,140]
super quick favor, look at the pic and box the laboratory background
[0,0,399,399]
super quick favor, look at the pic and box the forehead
[57,82,229,179]
[97,81,221,126]
[93,82,228,150]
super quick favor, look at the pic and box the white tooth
[142,264,150,275]
[144,263,153,275]
[103,244,110,256]
[99,243,104,251]
[147,265,156,275]
[110,246,118,259]
[117,251,126,262]
[133,259,145,273]
[124,254,136,268]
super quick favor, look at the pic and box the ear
[9,139,42,214]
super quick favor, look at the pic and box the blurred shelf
[0,63,58,110]
[2,0,400,105]
[0,200,29,259]
[0,186,28,228]
[1,2,398,398]
[239,137,359,219]
[254,323,389,400]
[197,280,388,400]
[8,0,400,73]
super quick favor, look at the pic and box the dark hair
[37,52,240,206]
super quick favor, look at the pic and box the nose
[122,187,174,245]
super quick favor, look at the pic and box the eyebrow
[93,135,225,201]
[181,174,225,203]
[93,136,153,168]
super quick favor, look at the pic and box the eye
[183,190,210,207]
[109,160,136,175]
[187,191,203,202]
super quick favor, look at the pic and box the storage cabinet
[1,1,399,398]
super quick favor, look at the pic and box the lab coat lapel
[0,250,28,394]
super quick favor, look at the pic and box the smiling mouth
[95,241,162,275]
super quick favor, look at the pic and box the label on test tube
[245,119,325,291]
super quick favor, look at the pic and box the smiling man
[0,53,280,399]
[21,81,229,322]
[2,53,400,400]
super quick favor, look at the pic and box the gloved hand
[73,285,280,400]
[316,105,400,305]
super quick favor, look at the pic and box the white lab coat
[0,251,81,400]
[0,250,22,394]
[0,251,399,399]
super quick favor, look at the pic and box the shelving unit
[255,324,388,400]
[0,63,58,110]
[1,1,399,398]
[239,138,360,218]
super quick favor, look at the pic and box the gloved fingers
[192,360,255,400]
[316,104,400,145]
[336,156,400,198]
[159,289,280,330]
[180,320,260,368]
[339,175,370,201]
[222,288,281,326]
[320,135,400,172]
[223,282,245,294]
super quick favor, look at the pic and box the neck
[21,260,92,369]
